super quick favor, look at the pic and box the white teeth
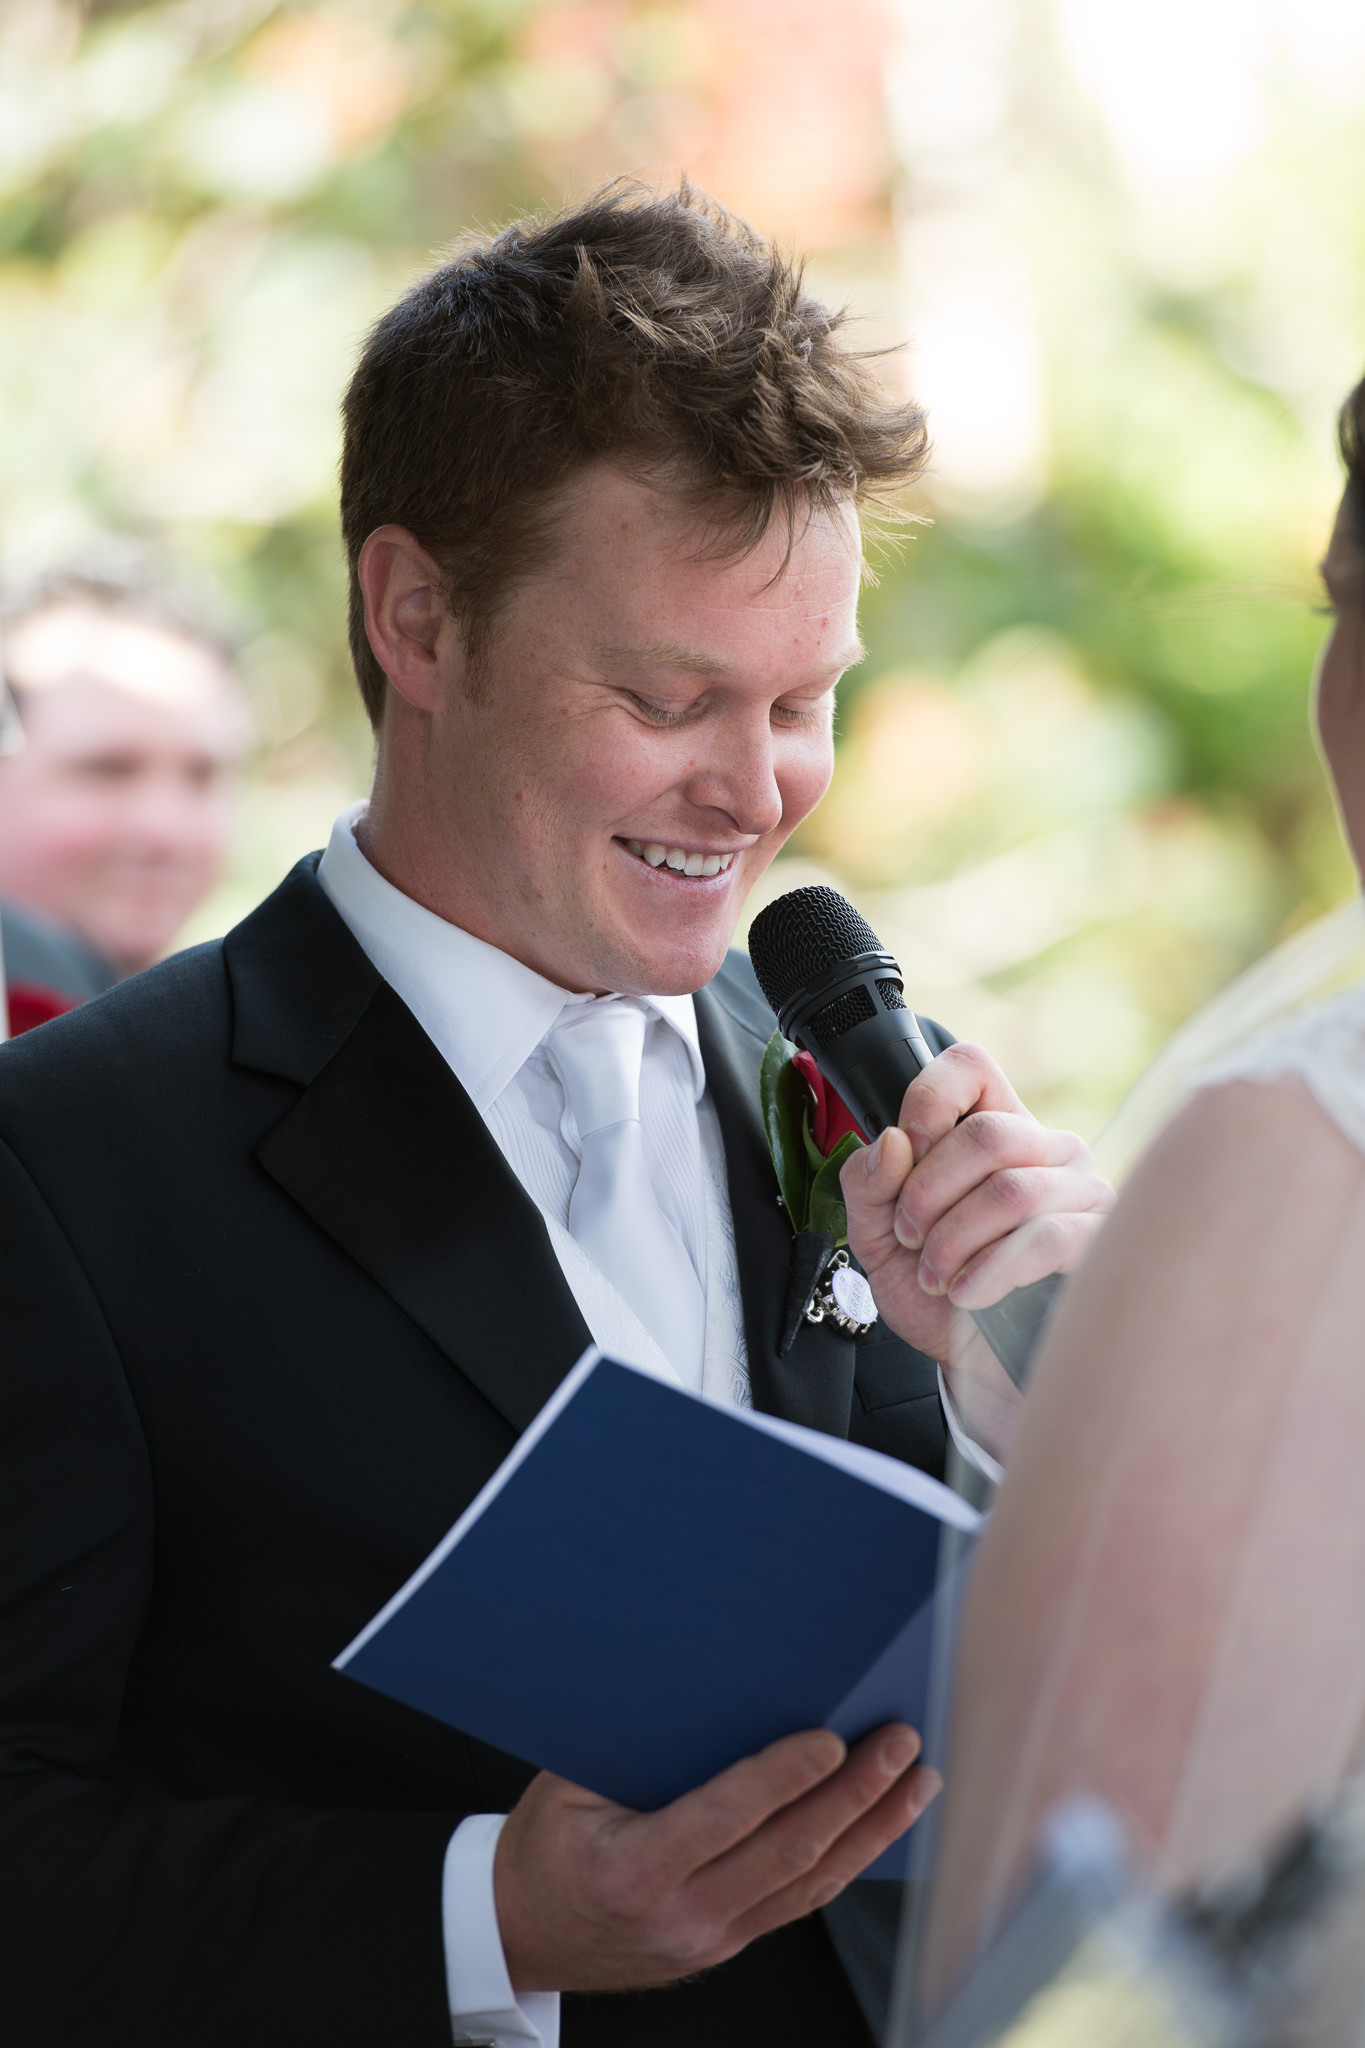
[628,840,736,874]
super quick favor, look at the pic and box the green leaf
[760,1029,813,1229]
[807,1131,866,1245]
[801,1099,827,1174]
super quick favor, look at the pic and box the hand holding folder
[336,1350,979,1986]
[492,1714,939,1994]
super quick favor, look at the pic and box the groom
[0,185,1111,2047]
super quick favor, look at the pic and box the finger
[897,1043,1028,1161]
[894,1114,1091,1254]
[914,1161,1112,1298]
[645,1727,848,1877]
[726,1764,943,1948]
[840,1127,917,1264]
[946,1207,1109,1310]
[695,1723,921,1916]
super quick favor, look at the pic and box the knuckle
[963,1111,1006,1157]
[775,1828,826,1880]
[988,1166,1036,1218]
[1067,1209,1106,1253]
[1030,1211,1078,1266]
[701,1792,747,1839]
[664,1916,725,1971]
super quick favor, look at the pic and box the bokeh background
[5,0,1365,1151]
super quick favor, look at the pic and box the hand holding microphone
[748,886,1114,1391]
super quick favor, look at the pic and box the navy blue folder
[336,1352,978,1872]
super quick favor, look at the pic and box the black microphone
[748,883,1060,1389]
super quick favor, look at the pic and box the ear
[356,526,470,712]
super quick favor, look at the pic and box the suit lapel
[695,970,858,1439]
[227,869,856,1441]
[227,861,592,1437]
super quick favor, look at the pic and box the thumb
[841,1125,914,1207]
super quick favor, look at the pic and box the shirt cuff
[442,1814,561,2048]
[937,1363,1004,1487]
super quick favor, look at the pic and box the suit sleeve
[0,1137,459,2048]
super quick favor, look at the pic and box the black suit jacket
[0,857,950,2048]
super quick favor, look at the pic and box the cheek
[572,729,680,827]
[32,791,120,863]
[775,731,836,830]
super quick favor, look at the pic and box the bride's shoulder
[1190,983,1365,1161]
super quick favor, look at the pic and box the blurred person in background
[0,630,107,1036]
[0,567,252,1035]
[882,370,1365,2025]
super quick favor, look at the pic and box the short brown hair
[340,180,929,726]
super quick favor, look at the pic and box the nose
[681,711,786,839]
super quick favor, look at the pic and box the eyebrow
[598,638,867,678]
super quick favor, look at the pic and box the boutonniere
[761,1030,879,1346]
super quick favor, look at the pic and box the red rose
[791,1049,866,1155]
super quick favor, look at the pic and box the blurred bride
[920,374,1365,2013]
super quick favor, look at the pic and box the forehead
[539,466,862,639]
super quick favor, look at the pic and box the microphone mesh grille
[748,884,886,1017]
[808,985,877,1047]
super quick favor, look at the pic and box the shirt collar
[317,802,704,1111]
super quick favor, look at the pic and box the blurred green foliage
[1,0,1360,1133]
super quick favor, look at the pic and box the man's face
[0,605,251,973]
[375,467,863,995]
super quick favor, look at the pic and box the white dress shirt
[317,803,752,2046]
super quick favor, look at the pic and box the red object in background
[791,1048,866,1153]
[5,980,82,1037]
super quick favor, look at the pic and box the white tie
[547,999,707,1388]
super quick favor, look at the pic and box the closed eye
[624,692,707,728]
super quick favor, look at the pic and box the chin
[601,927,734,999]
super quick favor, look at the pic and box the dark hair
[340,180,930,726]
[1341,375,1365,550]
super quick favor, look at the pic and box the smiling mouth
[619,838,738,878]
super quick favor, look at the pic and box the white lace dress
[1192,981,1365,1155]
